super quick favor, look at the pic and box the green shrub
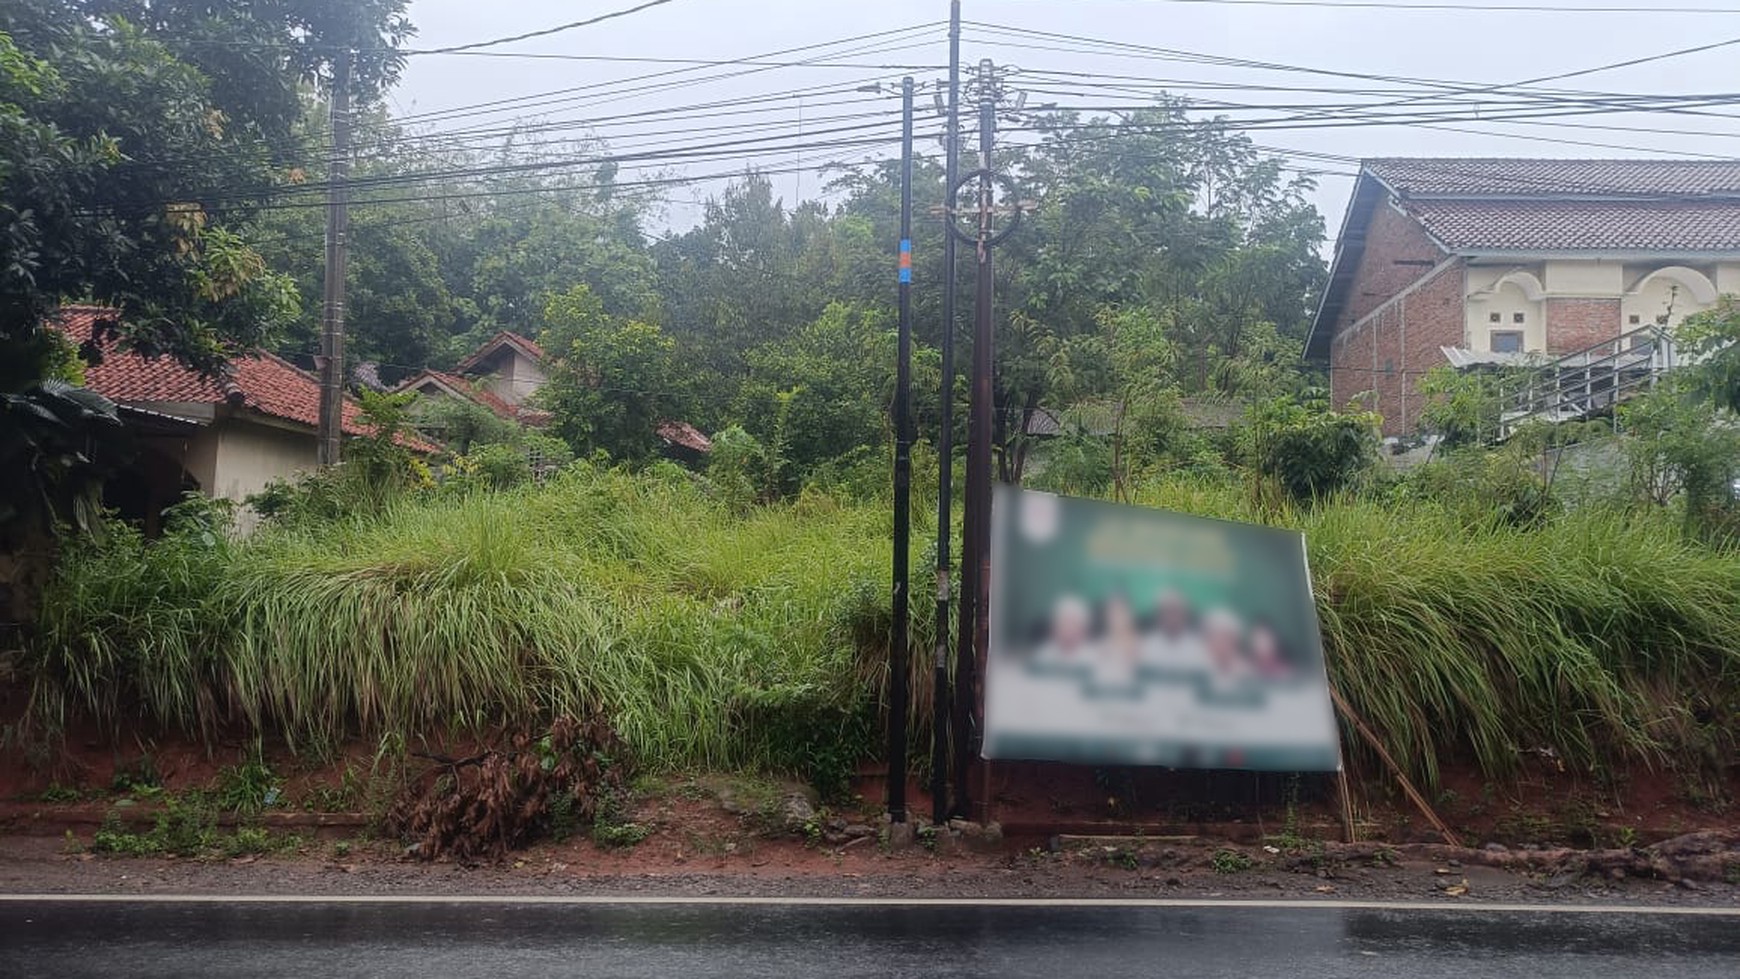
[465,443,533,489]
[415,396,519,454]
[1244,394,1380,505]
[1399,445,1558,528]
[1027,433,1115,497]
[1212,848,1255,873]
[706,425,770,510]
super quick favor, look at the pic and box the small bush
[1244,394,1380,505]
[213,749,279,815]
[1212,848,1255,874]
[592,820,650,849]
[90,797,215,858]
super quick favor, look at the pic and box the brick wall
[1329,309,1374,410]
[1343,202,1450,325]
[1545,297,1622,355]
[1329,203,1462,437]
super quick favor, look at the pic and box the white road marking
[0,894,1736,915]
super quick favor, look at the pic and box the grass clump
[26,461,1740,793]
[1212,848,1256,874]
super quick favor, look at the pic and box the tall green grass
[1130,480,1740,784]
[32,467,921,789]
[28,465,1740,787]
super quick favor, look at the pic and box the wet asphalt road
[2,898,1738,978]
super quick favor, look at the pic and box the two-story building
[1306,159,1740,435]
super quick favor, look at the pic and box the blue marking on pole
[899,239,913,283]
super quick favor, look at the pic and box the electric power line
[417,0,684,56]
[1017,0,1740,12]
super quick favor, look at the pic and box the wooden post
[1330,686,1461,847]
[1335,768,1357,843]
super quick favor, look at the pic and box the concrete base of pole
[885,821,917,849]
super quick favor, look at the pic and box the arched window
[1466,275,1544,355]
[1624,267,1719,336]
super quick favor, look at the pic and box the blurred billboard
[985,486,1341,772]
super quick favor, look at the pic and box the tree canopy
[4,0,1331,498]
[1,0,410,382]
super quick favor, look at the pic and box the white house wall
[210,419,320,532]
[482,351,548,407]
[1622,275,1702,332]
[1715,262,1740,295]
[1464,266,1545,353]
[1464,280,1544,353]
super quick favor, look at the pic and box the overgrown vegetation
[9,0,1740,837]
[25,444,1740,799]
[30,463,917,795]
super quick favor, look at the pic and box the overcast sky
[391,0,1740,234]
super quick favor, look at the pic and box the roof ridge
[1366,156,1740,165]
[250,349,323,384]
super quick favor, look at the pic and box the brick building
[1305,159,1740,435]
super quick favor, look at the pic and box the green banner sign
[985,486,1341,772]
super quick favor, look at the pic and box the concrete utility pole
[932,0,963,828]
[317,50,353,467]
[949,59,1022,820]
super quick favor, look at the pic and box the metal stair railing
[1492,324,1677,439]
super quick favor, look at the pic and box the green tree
[537,285,687,462]
[955,106,1324,479]
[457,153,660,337]
[734,303,901,485]
[654,175,848,423]
[249,107,474,376]
[2,0,410,375]
[1619,385,1740,538]
[1677,295,1740,414]
[1,0,407,622]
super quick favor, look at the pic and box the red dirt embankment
[2,725,1738,903]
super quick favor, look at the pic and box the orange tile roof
[56,306,436,451]
[454,331,546,374]
[394,369,553,428]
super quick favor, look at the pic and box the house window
[1489,312,1502,323]
[1490,331,1525,354]
[1656,314,1671,326]
[1628,314,1641,326]
[1512,312,1527,324]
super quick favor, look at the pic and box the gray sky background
[391,1,1740,235]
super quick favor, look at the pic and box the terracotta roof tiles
[55,306,435,450]
[454,331,546,374]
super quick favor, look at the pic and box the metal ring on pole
[946,168,1023,246]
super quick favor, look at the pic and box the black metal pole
[888,77,915,826]
[931,0,962,826]
[952,61,998,820]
